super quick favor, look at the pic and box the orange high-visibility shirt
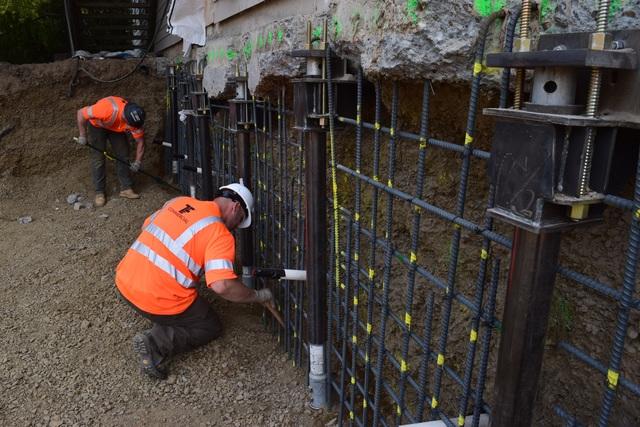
[81,96,144,141]
[116,197,237,315]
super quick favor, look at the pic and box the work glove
[254,288,273,303]
[76,136,87,145]
[255,288,284,327]
[130,160,141,172]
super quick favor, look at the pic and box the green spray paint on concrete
[540,0,552,19]
[312,25,322,40]
[332,17,342,39]
[609,0,624,18]
[242,40,253,60]
[474,0,506,16]
[277,29,284,42]
[406,0,419,23]
[267,31,274,46]
[226,49,237,61]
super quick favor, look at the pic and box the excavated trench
[0,59,332,426]
[1,52,639,426]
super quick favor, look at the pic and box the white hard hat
[217,182,254,228]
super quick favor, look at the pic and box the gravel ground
[0,59,334,426]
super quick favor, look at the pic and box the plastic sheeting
[167,0,206,54]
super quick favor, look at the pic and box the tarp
[167,0,206,55]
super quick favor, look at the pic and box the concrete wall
[156,0,640,96]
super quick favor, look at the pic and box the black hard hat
[124,102,145,128]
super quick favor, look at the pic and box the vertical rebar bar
[395,80,431,426]
[362,80,383,426]
[349,66,364,425]
[472,259,501,427]
[597,147,640,426]
[372,82,399,427]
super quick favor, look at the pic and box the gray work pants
[88,124,133,193]
[120,291,223,358]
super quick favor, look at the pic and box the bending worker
[115,182,277,379]
[76,96,146,207]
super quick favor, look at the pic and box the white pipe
[282,269,306,281]
[401,414,489,427]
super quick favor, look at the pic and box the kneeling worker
[115,182,277,379]
[76,96,146,207]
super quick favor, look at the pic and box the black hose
[63,0,172,85]
[80,141,181,192]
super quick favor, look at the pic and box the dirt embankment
[0,59,331,426]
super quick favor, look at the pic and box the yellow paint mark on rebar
[363,400,367,409]
[401,359,408,372]
[353,296,359,306]
[473,62,484,76]
[480,249,488,259]
[352,335,357,344]
[635,208,640,219]
[419,137,427,149]
[405,312,412,326]
[608,369,619,389]
[351,376,356,385]
[410,252,417,264]
[356,114,361,125]
[387,179,393,188]
[396,405,401,415]
[390,128,395,137]
[458,414,465,426]
[373,175,380,182]
[470,329,478,342]
[453,223,461,230]
[437,354,445,366]
[367,323,372,334]
[340,282,346,290]
[350,411,354,420]
[464,133,473,146]
[368,268,375,279]
[354,252,359,261]
[431,397,438,409]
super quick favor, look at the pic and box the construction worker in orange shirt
[76,96,146,207]
[115,182,278,379]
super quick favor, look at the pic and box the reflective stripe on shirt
[141,214,221,279]
[144,223,202,276]
[104,97,120,126]
[175,216,221,247]
[131,240,195,288]
[205,259,234,272]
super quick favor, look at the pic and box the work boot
[119,188,140,199]
[94,193,106,207]
[133,331,167,380]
